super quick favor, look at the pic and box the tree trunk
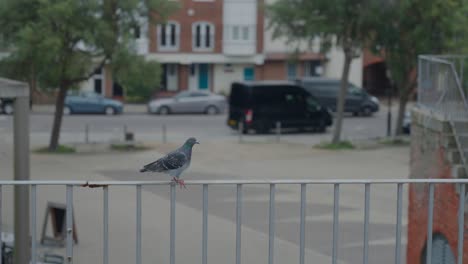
[48,83,68,151]
[395,90,409,136]
[332,52,353,144]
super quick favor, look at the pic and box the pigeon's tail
[139,168,147,173]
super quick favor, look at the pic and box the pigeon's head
[184,137,200,147]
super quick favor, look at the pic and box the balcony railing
[1,179,467,264]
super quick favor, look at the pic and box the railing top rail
[4,179,468,186]
[418,55,453,65]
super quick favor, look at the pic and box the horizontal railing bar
[3,179,468,186]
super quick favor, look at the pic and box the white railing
[1,179,467,264]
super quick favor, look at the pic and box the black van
[296,78,380,116]
[227,81,332,134]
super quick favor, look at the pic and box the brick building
[80,0,365,100]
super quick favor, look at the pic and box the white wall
[223,0,257,55]
[323,46,363,87]
[213,64,252,94]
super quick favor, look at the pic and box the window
[157,22,180,51]
[304,61,321,77]
[232,26,240,40]
[242,26,249,40]
[287,63,297,80]
[192,22,215,51]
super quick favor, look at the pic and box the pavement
[0,137,410,264]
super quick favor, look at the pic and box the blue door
[244,67,255,81]
[198,64,209,90]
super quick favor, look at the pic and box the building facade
[81,0,365,99]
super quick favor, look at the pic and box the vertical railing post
[332,184,340,264]
[395,183,403,264]
[202,184,208,264]
[426,183,435,264]
[268,184,276,264]
[363,183,370,264]
[457,183,465,264]
[170,184,176,264]
[30,185,37,264]
[66,185,73,264]
[136,185,142,264]
[103,187,109,264]
[0,186,2,264]
[236,184,243,264]
[299,184,306,264]
[85,124,89,143]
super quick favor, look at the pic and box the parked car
[147,91,227,115]
[64,91,123,115]
[0,98,14,115]
[227,81,333,134]
[295,77,380,116]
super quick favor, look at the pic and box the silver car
[147,91,227,115]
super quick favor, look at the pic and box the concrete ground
[0,138,410,264]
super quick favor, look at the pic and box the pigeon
[139,137,199,188]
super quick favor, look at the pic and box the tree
[369,0,468,135]
[0,0,177,150]
[268,0,377,144]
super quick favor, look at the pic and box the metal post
[30,185,37,264]
[236,184,242,264]
[14,96,30,264]
[332,184,340,264]
[162,124,167,143]
[0,186,2,264]
[170,184,175,264]
[426,183,435,264]
[136,185,142,264]
[299,184,306,264]
[238,122,243,143]
[202,185,208,264]
[395,183,403,264]
[103,187,109,264]
[268,184,276,264]
[275,122,281,143]
[66,186,73,263]
[457,184,465,264]
[363,183,370,264]
[418,57,422,105]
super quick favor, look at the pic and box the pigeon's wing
[140,151,187,173]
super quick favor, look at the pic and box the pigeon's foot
[172,177,187,189]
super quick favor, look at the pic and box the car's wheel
[361,106,373,117]
[316,120,326,133]
[105,106,116,115]
[205,105,219,115]
[158,106,170,115]
[63,106,72,115]
[2,103,13,115]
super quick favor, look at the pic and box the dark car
[295,77,380,116]
[0,98,14,115]
[64,91,123,115]
[227,81,332,134]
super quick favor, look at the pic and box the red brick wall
[262,61,286,80]
[149,0,223,54]
[256,0,264,54]
[407,111,468,263]
[179,64,189,91]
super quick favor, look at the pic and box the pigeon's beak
[195,141,200,144]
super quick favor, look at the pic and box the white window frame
[192,22,215,51]
[157,21,180,51]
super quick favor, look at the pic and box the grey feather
[139,137,199,178]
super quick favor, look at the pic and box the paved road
[0,104,406,146]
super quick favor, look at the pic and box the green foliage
[111,48,161,99]
[316,141,355,150]
[0,0,178,149]
[368,0,467,134]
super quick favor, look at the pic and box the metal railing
[1,179,467,264]
[418,55,468,121]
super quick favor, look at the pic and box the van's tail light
[245,109,253,124]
